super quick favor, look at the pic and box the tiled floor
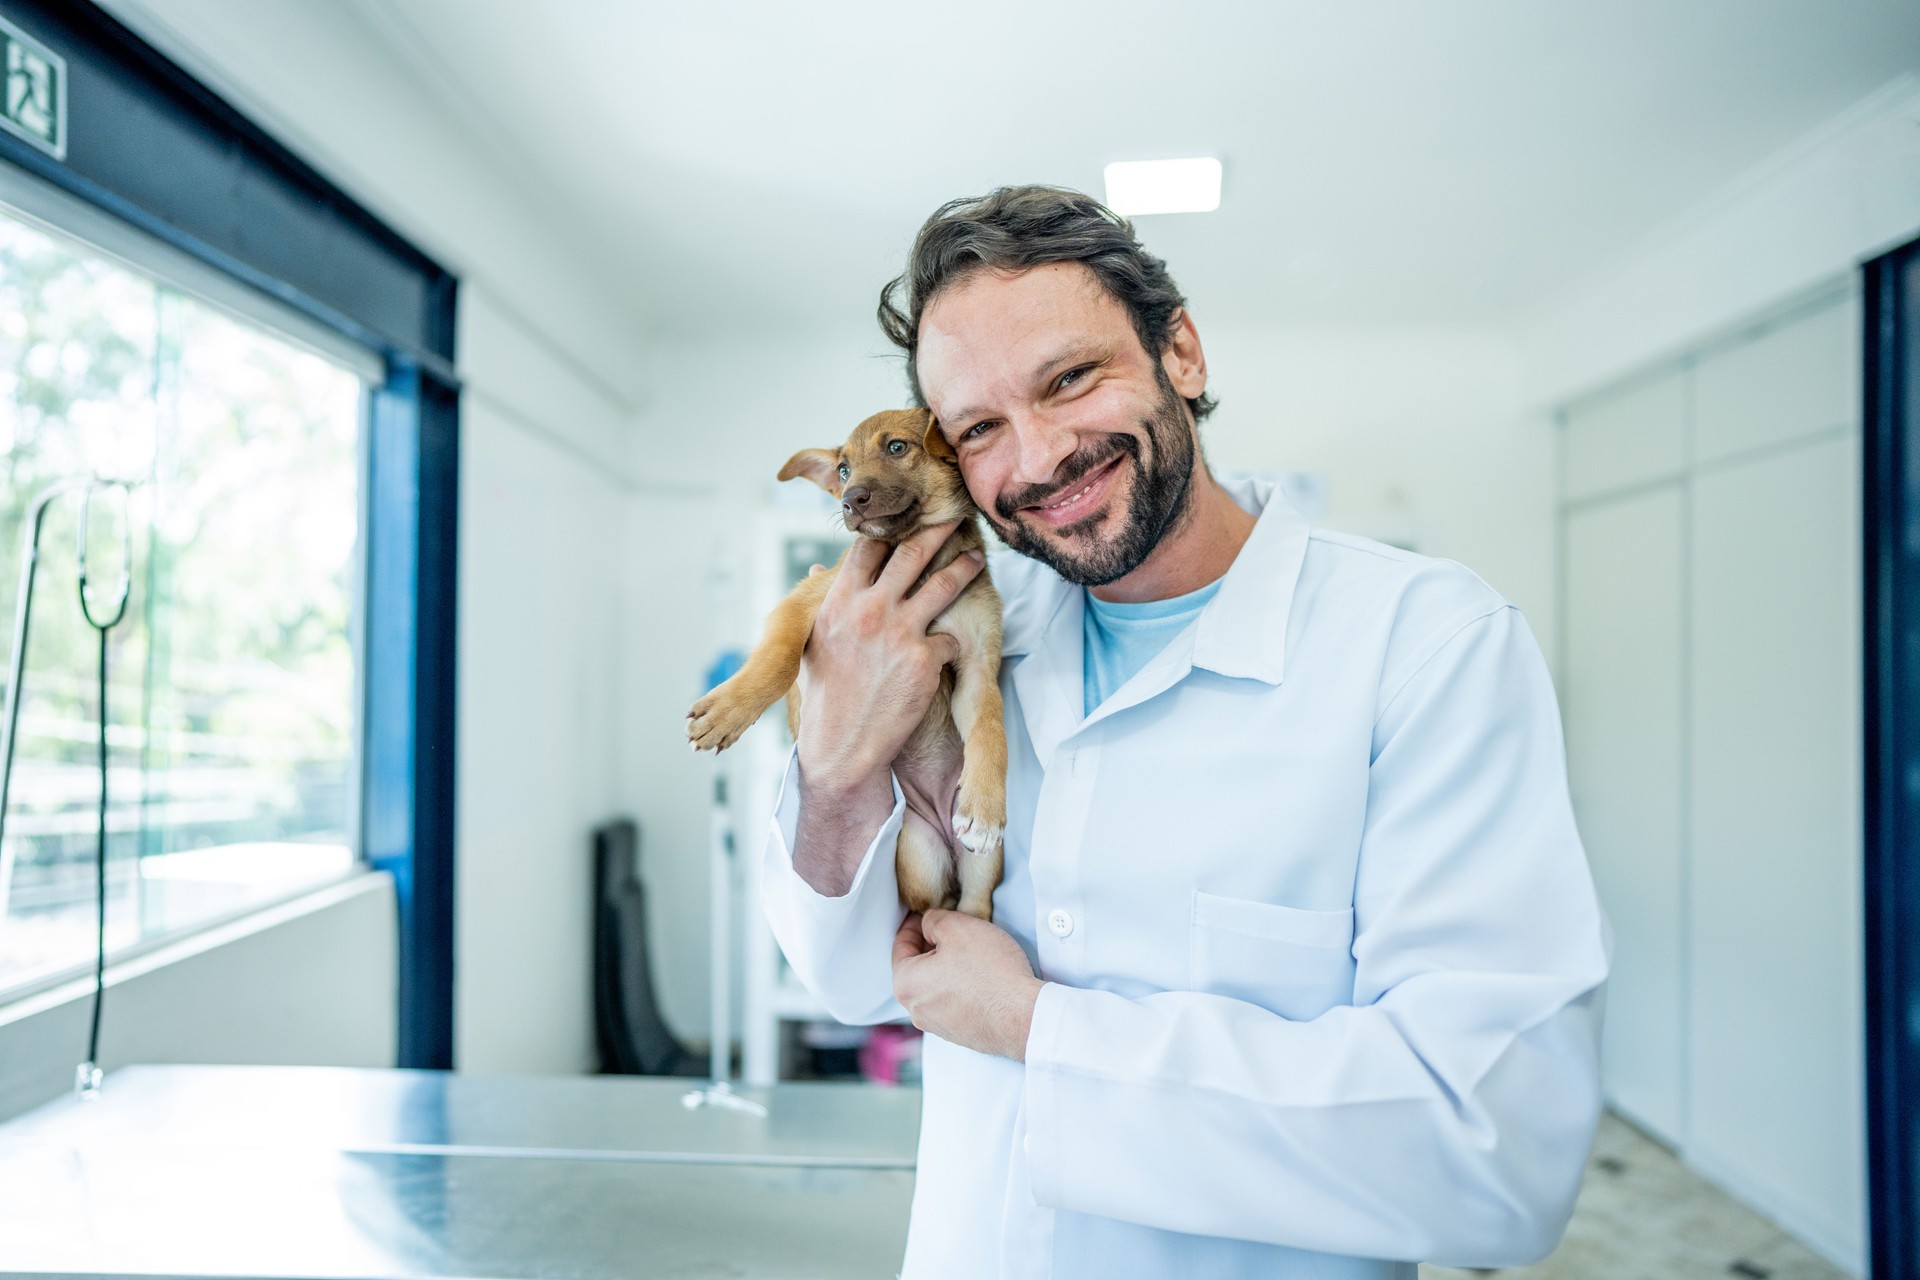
[1420,1111,1851,1280]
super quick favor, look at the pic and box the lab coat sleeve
[1022,604,1613,1267]
[759,746,911,1025]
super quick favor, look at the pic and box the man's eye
[963,421,993,441]
[837,463,850,480]
[1058,366,1089,391]
[887,440,907,456]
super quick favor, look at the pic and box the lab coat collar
[1189,471,1310,685]
[999,472,1310,760]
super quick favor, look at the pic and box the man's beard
[985,366,1196,588]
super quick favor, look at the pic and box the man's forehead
[918,263,1131,411]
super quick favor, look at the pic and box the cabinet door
[1564,486,1686,1142]
[1688,431,1864,1259]
[1562,369,1687,503]
[1693,295,1855,466]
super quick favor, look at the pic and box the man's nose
[1010,415,1077,487]
[842,484,872,513]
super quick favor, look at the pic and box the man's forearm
[791,763,896,897]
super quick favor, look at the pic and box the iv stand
[682,753,766,1117]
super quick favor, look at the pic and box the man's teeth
[1044,476,1100,510]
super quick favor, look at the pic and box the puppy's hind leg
[945,646,1007,922]
[895,812,956,916]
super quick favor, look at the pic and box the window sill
[0,870,391,1027]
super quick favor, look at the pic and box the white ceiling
[364,0,1920,339]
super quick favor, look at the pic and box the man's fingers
[840,535,888,588]
[905,549,985,628]
[892,912,929,967]
[877,520,962,595]
[808,563,826,576]
[927,632,962,670]
[921,907,980,947]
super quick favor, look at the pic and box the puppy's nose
[842,485,872,512]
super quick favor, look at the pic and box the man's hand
[791,522,982,896]
[798,520,982,789]
[892,909,1045,1061]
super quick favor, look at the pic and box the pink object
[859,1024,924,1085]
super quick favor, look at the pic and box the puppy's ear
[921,410,958,465]
[778,448,842,495]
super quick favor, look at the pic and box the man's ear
[777,447,841,495]
[921,410,957,465]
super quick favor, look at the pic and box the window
[0,201,367,995]
[1,0,459,1064]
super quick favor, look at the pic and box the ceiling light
[1102,157,1222,216]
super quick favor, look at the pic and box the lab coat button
[1047,909,1074,938]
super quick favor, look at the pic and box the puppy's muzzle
[841,485,917,529]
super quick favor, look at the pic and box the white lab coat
[761,472,1612,1280]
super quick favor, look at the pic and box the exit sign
[0,15,62,160]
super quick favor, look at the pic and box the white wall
[1524,74,1920,407]
[0,876,395,1120]
[1197,325,1544,623]
[88,0,652,1075]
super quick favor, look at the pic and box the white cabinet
[1563,487,1686,1141]
[1558,284,1865,1275]
[1562,368,1687,502]
[1687,431,1864,1259]
[1693,301,1857,466]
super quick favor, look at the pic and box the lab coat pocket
[1189,891,1356,1021]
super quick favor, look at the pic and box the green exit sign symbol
[0,16,63,160]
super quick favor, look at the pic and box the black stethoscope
[0,476,136,1098]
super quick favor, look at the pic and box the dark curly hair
[878,185,1216,424]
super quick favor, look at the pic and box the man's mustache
[994,434,1139,522]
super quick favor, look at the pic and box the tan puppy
[686,408,1007,921]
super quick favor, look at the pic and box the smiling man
[760,186,1612,1280]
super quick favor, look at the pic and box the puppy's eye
[886,440,907,456]
[837,462,850,481]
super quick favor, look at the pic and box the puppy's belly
[894,725,964,855]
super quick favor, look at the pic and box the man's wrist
[791,760,896,897]
[1005,977,1046,1062]
[794,751,888,811]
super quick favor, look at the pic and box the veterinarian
[760,185,1611,1279]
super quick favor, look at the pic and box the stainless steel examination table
[0,1065,922,1278]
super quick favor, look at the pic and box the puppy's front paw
[686,688,758,752]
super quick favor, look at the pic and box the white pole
[708,758,732,1084]
[682,737,763,1117]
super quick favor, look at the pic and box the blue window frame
[0,0,459,1067]
[1865,232,1920,1280]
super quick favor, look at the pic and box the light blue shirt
[1082,580,1222,715]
